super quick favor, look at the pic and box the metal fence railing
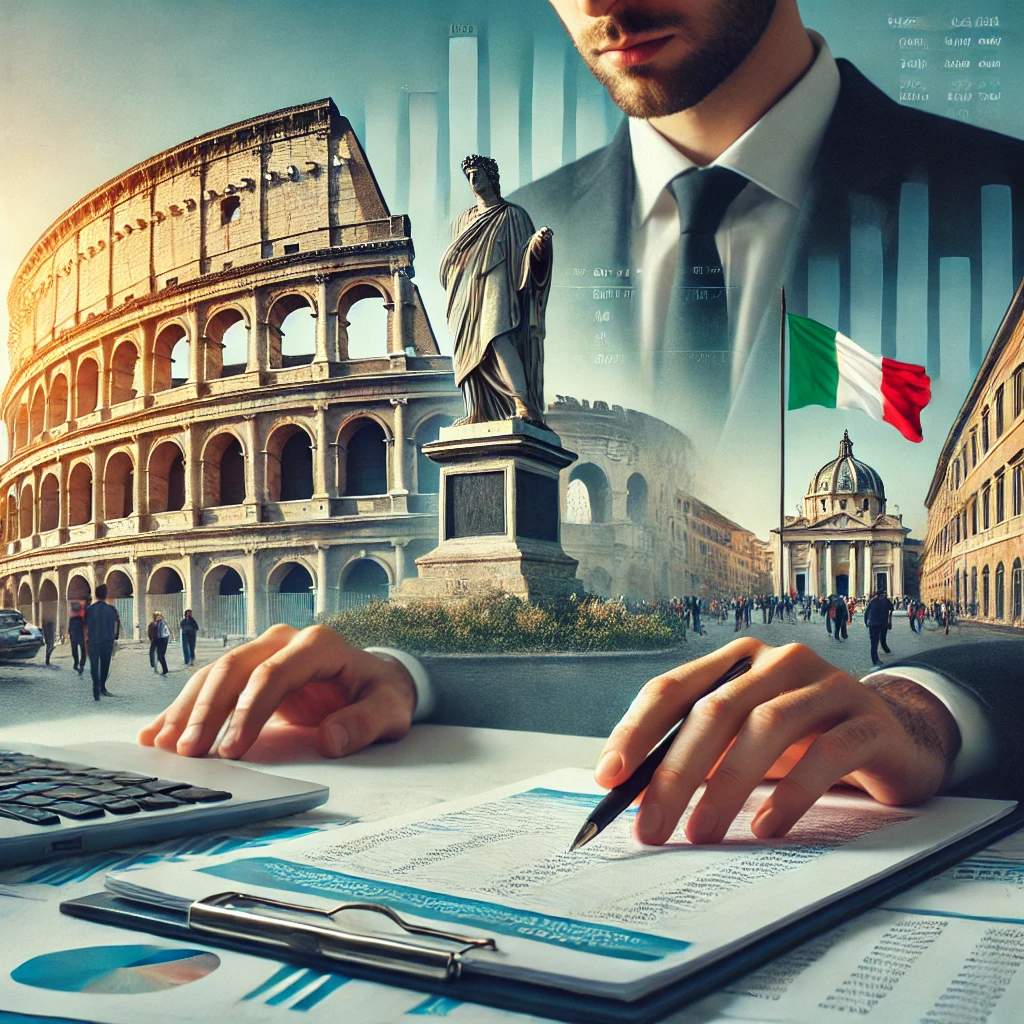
[148,592,184,640]
[111,597,134,639]
[267,591,315,629]
[206,594,248,638]
[337,587,391,611]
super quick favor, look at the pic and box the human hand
[529,226,553,259]
[138,624,417,760]
[594,637,960,845]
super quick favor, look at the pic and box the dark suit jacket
[887,642,1024,800]
[509,59,1024,396]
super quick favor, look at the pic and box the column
[57,459,69,532]
[781,543,791,595]
[185,554,202,620]
[849,542,858,598]
[131,559,145,642]
[186,306,203,384]
[133,439,148,528]
[30,467,41,538]
[247,290,268,373]
[315,545,333,617]
[892,541,904,596]
[864,541,873,595]
[809,542,820,597]
[390,268,411,355]
[91,448,104,528]
[243,415,264,517]
[389,397,409,494]
[185,427,201,518]
[139,320,155,397]
[393,539,408,589]
[314,275,334,363]
[243,551,259,637]
[98,344,111,411]
[313,403,330,498]
[824,542,833,594]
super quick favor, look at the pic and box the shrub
[322,589,683,654]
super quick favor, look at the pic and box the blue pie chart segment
[12,945,220,994]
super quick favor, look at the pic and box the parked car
[0,610,44,660]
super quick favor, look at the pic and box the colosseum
[1,98,462,640]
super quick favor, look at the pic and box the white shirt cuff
[363,647,434,722]
[862,666,996,789]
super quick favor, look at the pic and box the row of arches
[8,286,393,454]
[3,413,451,541]
[564,464,649,526]
[955,558,1024,621]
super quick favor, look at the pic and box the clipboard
[61,802,1024,1024]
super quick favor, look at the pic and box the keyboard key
[84,795,141,814]
[167,787,232,803]
[40,786,101,801]
[79,781,125,794]
[6,782,60,795]
[10,795,55,806]
[141,780,190,795]
[49,802,105,820]
[0,803,61,826]
[137,794,185,811]
[111,772,157,784]
[116,786,150,799]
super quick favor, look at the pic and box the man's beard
[574,1,778,118]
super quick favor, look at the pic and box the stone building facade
[547,397,771,600]
[920,281,1024,626]
[0,99,461,638]
[774,432,910,599]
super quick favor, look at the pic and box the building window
[981,408,990,452]
[995,385,1005,436]
[971,566,978,608]
[220,195,241,225]
[165,277,178,288]
[971,430,978,466]
[1014,365,1024,418]
[953,461,961,488]
[1014,465,1023,517]
[982,565,991,617]
[995,563,1005,619]
[971,498,978,534]
[996,472,1005,522]
[283,243,300,255]
[982,484,991,530]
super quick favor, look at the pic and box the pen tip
[569,821,599,852]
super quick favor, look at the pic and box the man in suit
[864,590,891,666]
[509,1,1024,447]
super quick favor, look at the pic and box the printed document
[107,768,1015,1002]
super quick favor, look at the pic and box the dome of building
[807,430,886,501]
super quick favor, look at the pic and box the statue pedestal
[398,420,583,603]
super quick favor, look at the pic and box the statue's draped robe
[440,200,551,422]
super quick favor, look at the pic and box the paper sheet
[107,768,1016,1002]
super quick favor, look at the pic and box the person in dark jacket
[147,613,160,673]
[67,598,88,675]
[180,610,199,666]
[864,590,892,666]
[830,595,848,641]
[152,612,171,676]
[84,584,120,700]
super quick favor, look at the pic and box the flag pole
[779,288,787,597]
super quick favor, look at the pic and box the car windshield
[0,612,25,628]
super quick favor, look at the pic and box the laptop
[0,741,328,868]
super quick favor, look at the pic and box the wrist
[866,674,962,772]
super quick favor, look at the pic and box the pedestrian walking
[147,613,160,672]
[68,598,88,674]
[85,584,120,700]
[41,610,57,667]
[180,609,200,666]
[864,590,890,666]
[153,612,171,675]
[831,595,849,641]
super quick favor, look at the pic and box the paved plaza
[0,616,1014,743]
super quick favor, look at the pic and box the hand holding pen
[571,637,960,849]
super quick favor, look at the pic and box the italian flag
[786,313,932,442]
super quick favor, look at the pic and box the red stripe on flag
[880,356,931,442]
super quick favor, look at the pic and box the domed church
[773,432,910,598]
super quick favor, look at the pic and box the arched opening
[266,424,314,501]
[339,284,389,360]
[48,374,69,428]
[565,463,611,524]
[29,387,46,439]
[38,579,58,631]
[268,294,315,369]
[268,561,315,628]
[982,565,991,618]
[14,404,28,450]
[67,574,92,602]
[627,473,649,524]
[1012,558,1023,622]
[110,340,139,404]
[204,307,249,379]
[414,414,455,494]
[17,581,33,623]
[153,323,190,391]
[971,566,978,609]
[148,441,186,513]
[103,452,135,520]
[75,359,99,416]
[147,566,185,635]
[342,419,387,496]
[220,195,241,225]
[340,558,390,609]
[5,493,18,541]
[39,474,59,532]
[203,565,247,637]
[18,483,34,538]
[995,563,1005,620]
[67,464,93,526]
[203,433,246,506]
[107,569,135,637]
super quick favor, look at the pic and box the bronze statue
[440,155,553,427]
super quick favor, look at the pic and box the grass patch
[322,590,687,654]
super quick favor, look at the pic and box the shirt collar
[629,31,841,225]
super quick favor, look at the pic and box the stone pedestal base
[397,419,583,603]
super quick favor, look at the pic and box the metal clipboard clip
[187,891,498,981]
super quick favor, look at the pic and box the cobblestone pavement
[0,617,1014,744]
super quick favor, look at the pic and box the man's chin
[596,67,715,119]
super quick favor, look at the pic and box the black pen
[569,656,755,852]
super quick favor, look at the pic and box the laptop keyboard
[0,752,231,827]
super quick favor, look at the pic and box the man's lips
[598,33,674,69]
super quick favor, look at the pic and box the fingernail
[178,724,201,747]
[688,805,720,842]
[637,803,663,844]
[219,727,240,753]
[325,723,349,756]
[596,751,623,784]
[753,807,781,837]
[154,725,177,747]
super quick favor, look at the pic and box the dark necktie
[659,166,747,404]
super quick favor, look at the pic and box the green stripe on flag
[787,313,839,411]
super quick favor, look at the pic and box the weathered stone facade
[920,281,1024,625]
[1,99,461,638]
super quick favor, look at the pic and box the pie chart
[12,944,220,994]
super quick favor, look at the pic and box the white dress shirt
[630,32,841,393]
